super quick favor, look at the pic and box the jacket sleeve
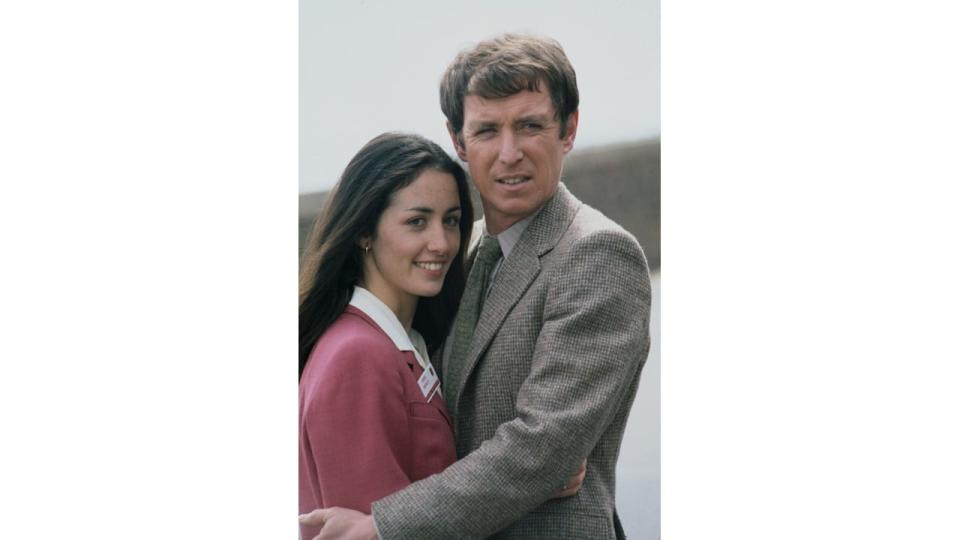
[301,336,413,515]
[371,229,651,539]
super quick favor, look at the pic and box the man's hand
[551,459,587,499]
[299,508,378,540]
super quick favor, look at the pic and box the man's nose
[497,132,523,164]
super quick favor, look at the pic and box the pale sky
[300,0,659,193]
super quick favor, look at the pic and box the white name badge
[417,364,440,401]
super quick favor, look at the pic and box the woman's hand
[551,459,587,498]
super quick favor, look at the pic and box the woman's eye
[408,217,426,226]
[444,216,461,227]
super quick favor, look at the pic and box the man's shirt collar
[479,210,538,260]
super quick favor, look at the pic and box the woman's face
[361,168,462,317]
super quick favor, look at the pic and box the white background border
[3,1,959,538]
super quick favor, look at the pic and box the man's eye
[521,122,543,131]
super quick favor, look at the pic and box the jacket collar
[448,184,582,419]
[349,286,430,369]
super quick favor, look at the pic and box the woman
[298,133,583,539]
[299,133,472,528]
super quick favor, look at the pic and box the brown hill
[300,138,660,270]
[560,138,660,270]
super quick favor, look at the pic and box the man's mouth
[497,176,529,186]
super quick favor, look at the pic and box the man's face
[451,88,578,234]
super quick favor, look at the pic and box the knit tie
[446,234,502,398]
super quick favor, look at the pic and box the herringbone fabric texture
[372,185,651,539]
[446,234,501,399]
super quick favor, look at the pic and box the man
[303,33,651,539]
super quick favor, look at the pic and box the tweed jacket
[371,184,651,539]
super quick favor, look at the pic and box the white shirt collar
[475,211,537,261]
[348,286,430,368]
[493,213,535,259]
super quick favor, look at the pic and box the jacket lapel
[451,184,582,416]
[453,244,540,405]
[440,219,485,385]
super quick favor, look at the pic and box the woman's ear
[357,235,372,255]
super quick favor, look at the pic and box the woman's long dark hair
[299,132,473,378]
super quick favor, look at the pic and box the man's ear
[447,121,468,161]
[561,109,579,154]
